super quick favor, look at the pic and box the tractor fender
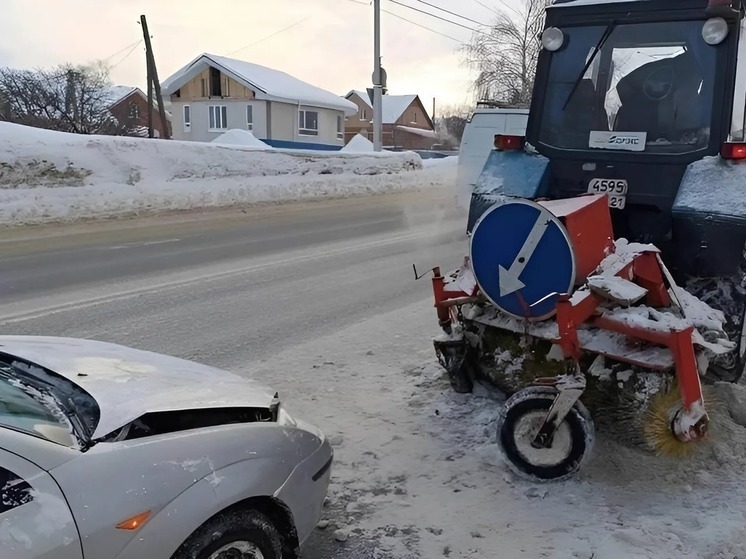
[467,149,551,233]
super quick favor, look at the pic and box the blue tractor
[425,0,746,480]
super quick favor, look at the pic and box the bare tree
[463,0,552,108]
[0,61,137,135]
[435,104,473,148]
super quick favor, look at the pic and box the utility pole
[140,14,170,139]
[372,0,383,151]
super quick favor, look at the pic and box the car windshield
[0,355,99,447]
[0,370,77,447]
[538,20,718,155]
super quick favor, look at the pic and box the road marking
[498,208,552,297]
[108,238,181,250]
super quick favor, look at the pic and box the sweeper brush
[419,194,737,481]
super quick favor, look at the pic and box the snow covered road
[3,188,746,558]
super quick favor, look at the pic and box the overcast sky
[0,0,523,114]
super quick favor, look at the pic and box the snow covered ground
[252,300,746,559]
[0,123,456,226]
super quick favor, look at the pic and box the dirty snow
[210,129,272,149]
[0,123,457,226]
[247,299,746,559]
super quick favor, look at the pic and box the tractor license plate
[588,178,627,209]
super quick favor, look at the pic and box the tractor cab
[469,0,746,280]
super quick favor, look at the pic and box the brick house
[103,86,172,138]
[343,90,437,150]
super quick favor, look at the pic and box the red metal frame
[430,249,706,440]
[554,249,705,431]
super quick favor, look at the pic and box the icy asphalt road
[0,187,470,558]
[0,189,467,364]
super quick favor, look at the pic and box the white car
[0,335,332,559]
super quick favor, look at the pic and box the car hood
[0,336,278,440]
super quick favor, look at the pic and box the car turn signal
[116,510,151,531]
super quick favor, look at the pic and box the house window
[246,105,253,131]
[183,105,191,133]
[299,109,318,136]
[200,78,207,97]
[337,115,343,140]
[210,67,222,97]
[208,105,228,131]
[128,103,139,120]
[361,109,367,120]
[413,112,417,123]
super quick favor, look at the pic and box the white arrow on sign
[498,208,553,297]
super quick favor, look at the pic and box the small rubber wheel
[497,386,595,482]
[172,508,283,559]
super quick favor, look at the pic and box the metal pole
[373,0,382,151]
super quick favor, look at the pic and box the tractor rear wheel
[497,386,595,482]
[685,273,746,384]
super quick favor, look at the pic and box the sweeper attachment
[420,193,735,481]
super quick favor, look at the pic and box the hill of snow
[0,123,454,226]
[210,129,272,149]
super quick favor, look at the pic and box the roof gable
[344,91,430,126]
[163,54,357,115]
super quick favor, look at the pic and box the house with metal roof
[343,90,437,150]
[161,54,357,149]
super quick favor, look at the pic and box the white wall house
[161,53,357,150]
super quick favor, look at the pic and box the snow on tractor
[420,0,746,481]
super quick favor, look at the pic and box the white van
[456,108,529,209]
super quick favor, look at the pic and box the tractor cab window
[538,20,717,155]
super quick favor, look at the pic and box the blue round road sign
[469,198,576,320]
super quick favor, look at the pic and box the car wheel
[172,509,283,559]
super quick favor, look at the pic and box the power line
[110,40,142,69]
[387,0,490,35]
[382,8,467,44]
[411,0,488,27]
[472,0,500,14]
[343,0,468,43]
[226,16,313,56]
[104,40,142,62]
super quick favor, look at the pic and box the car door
[0,448,83,559]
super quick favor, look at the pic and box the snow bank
[0,123,444,226]
[341,133,375,153]
[210,129,272,149]
[422,155,458,168]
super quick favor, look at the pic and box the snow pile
[341,133,375,153]
[210,129,272,149]
[0,123,452,225]
[422,155,458,168]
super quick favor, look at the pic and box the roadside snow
[0,123,456,226]
[245,300,746,559]
[422,155,458,168]
[341,133,376,153]
[210,129,272,149]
